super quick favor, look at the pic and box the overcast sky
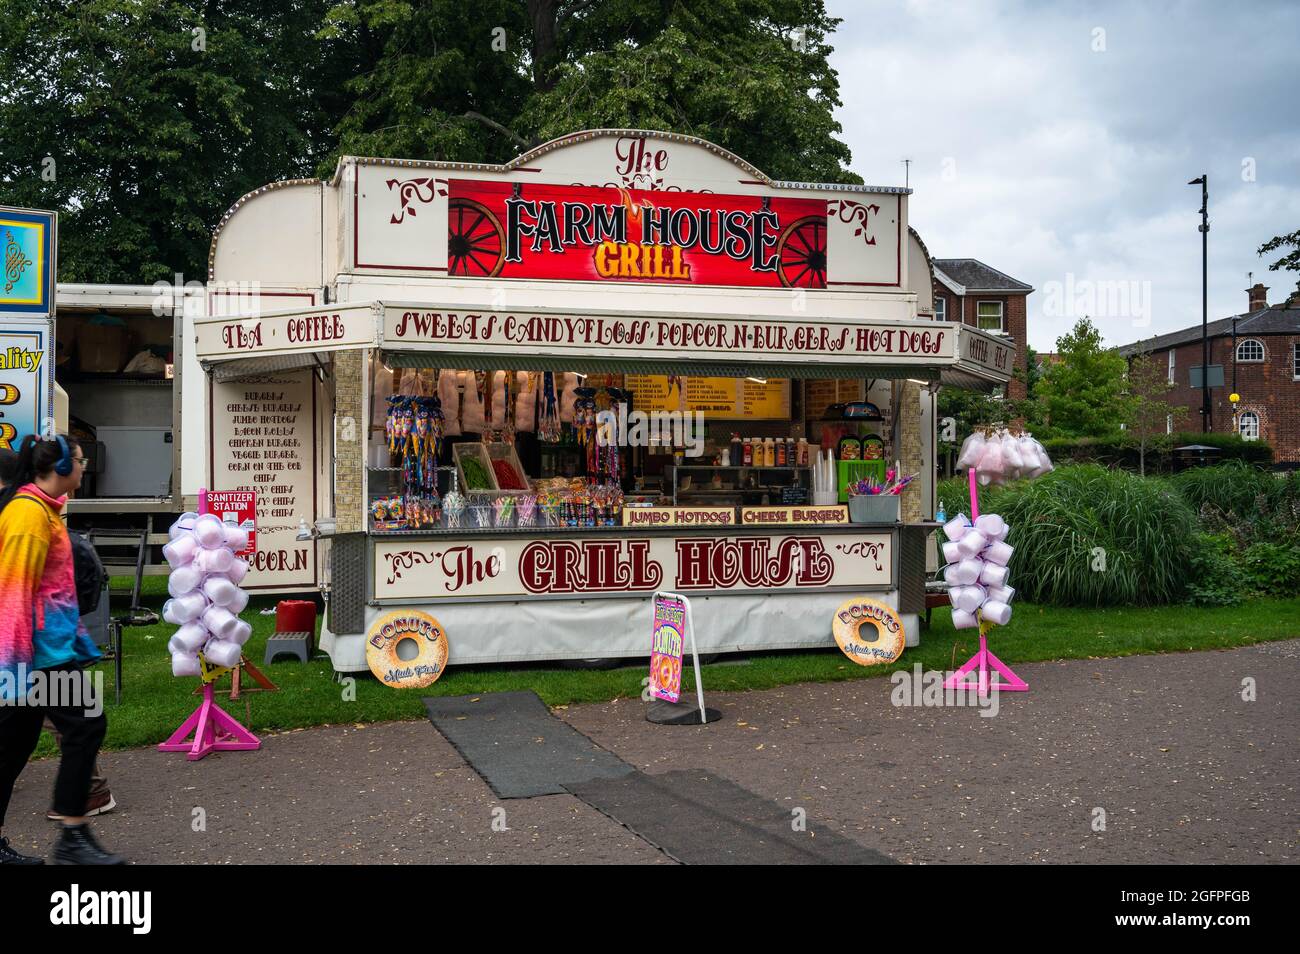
[826,0,1300,351]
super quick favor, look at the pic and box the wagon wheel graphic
[776,215,827,288]
[447,198,505,277]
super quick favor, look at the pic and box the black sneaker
[51,824,126,865]
[0,835,45,865]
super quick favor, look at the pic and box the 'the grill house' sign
[374,531,894,601]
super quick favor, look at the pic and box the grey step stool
[264,631,314,664]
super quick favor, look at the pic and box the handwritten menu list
[212,372,316,589]
[226,390,304,520]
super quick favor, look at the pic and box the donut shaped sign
[367,611,449,688]
[832,597,904,666]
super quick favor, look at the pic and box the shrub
[1241,542,1300,597]
[1036,433,1273,472]
[1173,464,1300,547]
[996,465,1198,606]
[1184,533,1249,606]
[1171,431,1274,466]
[1171,460,1275,516]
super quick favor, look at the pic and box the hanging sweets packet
[956,431,986,470]
[438,368,462,437]
[560,372,580,425]
[538,371,561,442]
[461,370,486,433]
[1001,431,1024,471]
[515,371,537,433]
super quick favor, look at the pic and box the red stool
[265,600,318,663]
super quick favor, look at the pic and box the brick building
[1118,282,1300,466]
[932,259,1033,400]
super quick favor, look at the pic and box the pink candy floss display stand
[942,468,1028,697]
[158,489,261,761]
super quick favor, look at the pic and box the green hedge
[937,466,1198,607]
[1040,432,1273,471]
[997,466,1198,606]
[1170,460,1277,515]
[936,463,1299,607]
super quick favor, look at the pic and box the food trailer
[196,130,1014,672]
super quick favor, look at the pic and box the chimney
[1246,282,1269,311]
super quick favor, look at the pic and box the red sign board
[205,490,256,557]
[447,180,828,289]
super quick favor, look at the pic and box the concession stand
[195,130,1015,674]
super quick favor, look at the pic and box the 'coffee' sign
[196,304,375,360]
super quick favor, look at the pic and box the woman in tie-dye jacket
[0,435,122,865]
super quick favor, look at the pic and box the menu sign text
[210,372,317,589]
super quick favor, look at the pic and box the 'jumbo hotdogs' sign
[373,531,893,601]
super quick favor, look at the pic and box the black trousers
[0,667,107,827]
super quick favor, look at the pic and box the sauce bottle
[742,437,753,466]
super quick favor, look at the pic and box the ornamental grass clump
[999,465,1198,606]
[1174,463,1300,547]
[1170,460,1275,517]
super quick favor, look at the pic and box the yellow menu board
[623,373,678,410]
[624,375,790,419]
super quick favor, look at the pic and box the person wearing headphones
[0,447,17,492]
[0,434,123,864]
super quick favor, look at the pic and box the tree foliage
[937,387,1007,455]
[1124,352,1185,476]
[1257,228,1300,277]
[321,0,859,184]
[519,0,857,184]
[1030,317,1130,438]
[0,0,353,283]
[1,0,859,282]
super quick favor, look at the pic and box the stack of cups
[163,509,255,677]
[942,512,1016,629]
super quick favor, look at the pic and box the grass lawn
[42,578,1300,756]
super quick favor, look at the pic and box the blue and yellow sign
[0,206,57,317]
[0,322,54,450]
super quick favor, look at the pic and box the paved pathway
[4,641,1295,863]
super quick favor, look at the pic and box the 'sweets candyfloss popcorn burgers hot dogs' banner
[446,179,829,289]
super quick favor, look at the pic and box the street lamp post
[1232,315,1238,394]
[1189,175,1210,433]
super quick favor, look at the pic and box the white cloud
[827,0,1300,350]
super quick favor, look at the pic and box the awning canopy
[208,351,331,382]
[379,349,941,382]
[196,300,1014,390]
